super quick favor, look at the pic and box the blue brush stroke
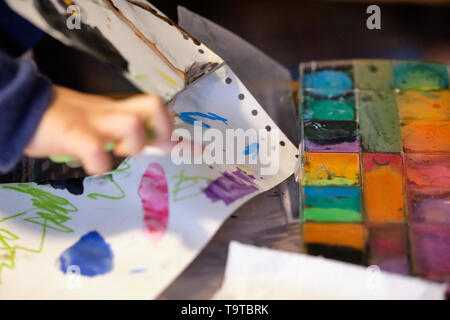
[178,112,228,128]
[243,142,259,160]
[59,231,113,277]
[130,268,147,274]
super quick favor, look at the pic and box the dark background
[34,0,450,93]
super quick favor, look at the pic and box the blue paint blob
[304,70,353,98]
[59,231,113,277]
[178,112,228,128]
[243,142,259,160]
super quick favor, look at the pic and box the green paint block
[304,177,358,187]
[303,208,362,222]
[392,61,449,91]
[302,186,362,222]
[358,90,402,153]
[354,60,393,90]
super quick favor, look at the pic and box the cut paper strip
[213,242,447,300]
[5,0,223,101]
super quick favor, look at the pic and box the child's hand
[24,86,173,175]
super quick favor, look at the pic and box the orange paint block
[303,153,360,186]
[363,154,405,222]
[303,223,365,250]
[397,90,450,121]
[401,121,450,153]
[303,223,366,264]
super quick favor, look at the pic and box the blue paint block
[303,70,353,98]
[59,231,113,277]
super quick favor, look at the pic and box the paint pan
[362,153,404,222]
[401,121,450,153]
[404,154,450,190]
[302,186,362,223]
[302,92,355,121]
[392,61,449,91]
[368,224,410,275]
[354,59,392,90]
[303,153,360,187]
[303,120,359,153]
[301,62,354,99]
[407,189,450,224]
[302,223,366,265]
[410,224,450,282]
[396,90,450,121]
[357,90,402,153]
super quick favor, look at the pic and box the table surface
[159,178,302,299]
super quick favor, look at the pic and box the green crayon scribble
[172,170,211,202]
[112,159,131,173]
[2,184,78,233]
[0,185,78,284]
[86,160,130,200]
[87,175,125,200]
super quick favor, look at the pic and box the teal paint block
[302,186,362,222]
[302,92,355,120]
[392,61,449,91]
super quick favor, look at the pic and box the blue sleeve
[0,50,53,173]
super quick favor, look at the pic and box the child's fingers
[91,113,147,156]
[67,127,112,175]
[114,94,173,143]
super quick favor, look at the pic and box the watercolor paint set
[298,59,450,282]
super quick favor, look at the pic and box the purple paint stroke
[204,170,259,205]
[305,140,360,153]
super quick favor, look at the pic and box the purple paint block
[204,170,258,205]
[408,190,450,224]
[368,224,410,275]
[373,258,411,275]
[305,140,360,153]
[411,224,450,282]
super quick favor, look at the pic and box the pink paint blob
[138,163,169,242]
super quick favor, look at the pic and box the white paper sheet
[214,242,447,300]
[0,148,295,299]
[1,0,298,299]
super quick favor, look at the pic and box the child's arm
[0,51,173,175]
[25,86,173,175]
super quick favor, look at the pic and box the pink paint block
[138,163,169,242]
